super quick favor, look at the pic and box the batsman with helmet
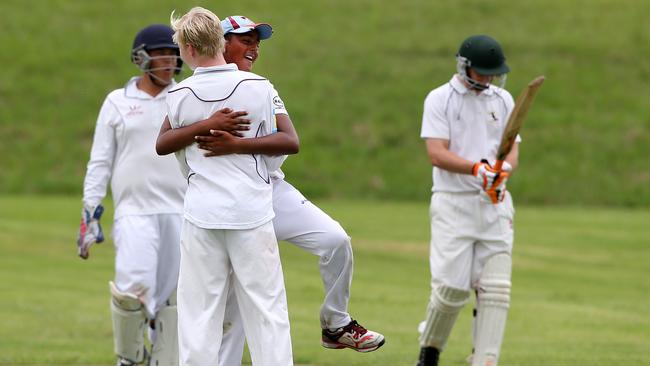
[416,34,519,366]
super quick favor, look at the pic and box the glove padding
[472,160,499,190]
[77,204,105,259]
[473,160,511,204]
[484,171,509,203]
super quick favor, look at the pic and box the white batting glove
[77,204,105,259]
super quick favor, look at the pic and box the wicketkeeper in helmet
[416,34,520,366]
[78,24,240,366]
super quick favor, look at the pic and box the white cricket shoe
[321,319,385,353]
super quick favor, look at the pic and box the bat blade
[495,75,545,168]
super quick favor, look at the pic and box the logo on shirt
[126,105,144,117]
[488,111,498,122]
[272,96,285,109]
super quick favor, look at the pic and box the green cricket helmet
[456,35,509,90]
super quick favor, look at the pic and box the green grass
[0,0,649,205]
[1,196,648,365]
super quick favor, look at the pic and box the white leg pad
[149,300,178,366]
[109,281,147,363]
[472,253,512,366]
[419,284,470,350]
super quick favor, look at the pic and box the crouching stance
[78,23,186,366]
[416,34,519,366]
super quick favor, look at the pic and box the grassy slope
[0,0,649,205]
[0,196,648,365]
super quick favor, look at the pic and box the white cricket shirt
[83,77,186,219]
[421,75,519,192]
[166,64,287,229]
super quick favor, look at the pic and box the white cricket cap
[221,16,273,40]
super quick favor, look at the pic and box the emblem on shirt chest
[487,111,499,123]
[126,105,144,117]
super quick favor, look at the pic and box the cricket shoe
[116,358,137,366]
[415,347,440,366]
[321,319,385,352]
[116,347,148,366]
[465,350,474,365]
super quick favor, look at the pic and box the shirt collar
[124,76,176,100]
[450,74,495,96]
[193,63,239,75]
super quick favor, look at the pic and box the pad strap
[472,253,512,366]
[419,284,470,349]
[109,282,147,363]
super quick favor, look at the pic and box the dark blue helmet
[131,24,182,74]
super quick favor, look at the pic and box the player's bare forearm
[425,138,475,174]
[504,142,519,173]
[197,114,299,156]
[156,108,251,155]
[232,131,299,155]
[244,114,299,154]
[156,116,204,155]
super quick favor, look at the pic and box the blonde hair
[170,7,224,57]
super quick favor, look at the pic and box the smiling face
[223,31,261,72]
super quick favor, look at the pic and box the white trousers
[218,179,354,365]
[428,192,514,291]
[113,214,181,318]
[177,220,293,366]
[273,178,353,328]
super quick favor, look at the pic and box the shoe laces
[343,319,368,337]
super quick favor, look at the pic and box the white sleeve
[263,85,288,172]
[82,98,119,208]
[420,90,449,140]
[270,85,288,117]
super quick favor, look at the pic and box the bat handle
[493,160,504,171]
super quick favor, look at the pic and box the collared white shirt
[83,77,186,219]
[166,64,286,229]
[421,75,518,192]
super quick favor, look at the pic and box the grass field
[0,196,648,365]
[1,0,649,205]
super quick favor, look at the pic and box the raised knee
[322,227,351,250]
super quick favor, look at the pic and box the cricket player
[416,34,519,366]
[167,7,293,366]
[155,15,385,363]
[78,24,186,366]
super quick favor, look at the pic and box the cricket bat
[493,75,545,170]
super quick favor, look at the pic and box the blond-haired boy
[167,7,293,366]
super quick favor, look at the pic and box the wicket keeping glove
[77,204,105,259]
